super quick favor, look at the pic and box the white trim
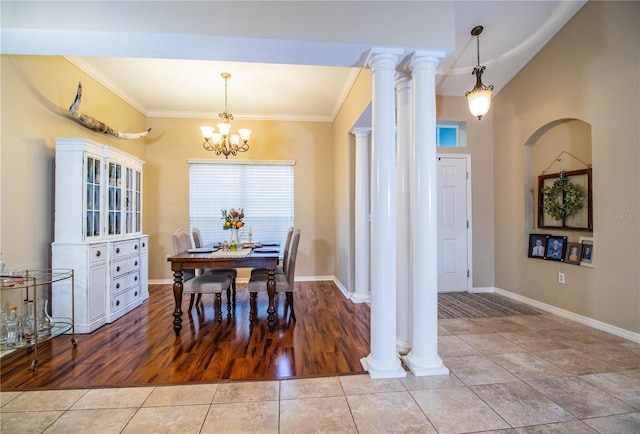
[187,159,296,166]
[490,286,640,344]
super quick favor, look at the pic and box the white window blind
[189,161,295,250]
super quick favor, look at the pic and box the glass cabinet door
[125,167,134,234]
[135,170,142,233]
[85,156,101,238]
[107,162,122,236]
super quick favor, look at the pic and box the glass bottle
[22,299,34,345]
[0,309,7,345]
[5,306,19,346]
[37,298,53,338]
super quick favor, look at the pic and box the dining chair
[248,229,301,322]
[192,227,238,308]
[171,229,231,319]
[250,226,294,277]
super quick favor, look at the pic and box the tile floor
[1,311,639,433]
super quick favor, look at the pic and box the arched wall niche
[523,118,592,239]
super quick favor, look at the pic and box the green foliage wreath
[542,178,585,221]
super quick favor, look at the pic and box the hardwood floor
[0,281,370,391]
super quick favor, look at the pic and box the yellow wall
[493,1,639,333]
[0,55,146,271]
[144,117,335,281]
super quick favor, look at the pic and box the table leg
[267,268,276,330]
[172,270,184,336]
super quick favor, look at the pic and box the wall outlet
[558,272,565,284]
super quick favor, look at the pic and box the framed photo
[538,168,592,230]
[528,233,549,258]
[579,236,594,268]
[565,242,583,265]
[544,235,567,261]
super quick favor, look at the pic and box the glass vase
[37,299,53,338]
[230,228,240,251]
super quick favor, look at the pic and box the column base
[350,292,371,304]
[360,355,406,379]
[396,339,411,355]
[402,352,449,377]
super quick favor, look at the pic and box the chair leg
[232,278,237,308]
[249,292,257,321]
[188,294,195,311]
[215,293,222,322]
[286,291,296,321]
[196,293,203,306]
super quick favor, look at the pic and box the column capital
[351,127,371,137]
[409,52,441,71]
[395,72,412,91]
[365,47,404,70]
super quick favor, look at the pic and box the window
[189,160,295,249]
[436,122,466,148]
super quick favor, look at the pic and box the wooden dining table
[167,247,279,335]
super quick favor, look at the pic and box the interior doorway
[437,154,472,292]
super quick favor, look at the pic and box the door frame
[437,153,473,292]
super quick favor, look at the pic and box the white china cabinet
[52,138,148,333]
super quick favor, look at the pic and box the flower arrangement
[221,208,244,230]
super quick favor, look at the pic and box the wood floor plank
[0,281,369,390]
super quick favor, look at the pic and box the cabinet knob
[135,245,138,250]
[116,248,120,254]
[142,242,146,247]
[134,276,138,281]
[135,261,138,267]
[116,300,120,306]
[116,283,120,289]
[135,291,138,296]
[96,250,101,257]
[116,266,121,272]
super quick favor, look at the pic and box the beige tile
[144,384,218,406]
[583,412,640,433]
[339,374,406,395]
[438,325,453,336]
[279,396,357,434]
[507,315,565,331]
[469,317,527,332]
[201,400,279,434]
[347,391,436,433]
[280,376,343,400]
[1,410,62,433]
[528,376,638,419]
[0,391,22,408]
[620,368,640,379]
[580,371,640,408]
[1,389,88,412]
[400,371,464,391]
[488,352,570,380]
[538,329,607,349]
[213,380,279,403]
[44,408,136,434]
[581,342,640,371]
[411,386,510,433]
[472,381,575,427]
[439,318,492,335]
[122,405,210,434]
[444,355,519,386]
[71,387,153,409]
[515,420,599,433]
[534,348,613,375]
[459,333,527,354]
[438,335,480,357]
[498,331,569,352]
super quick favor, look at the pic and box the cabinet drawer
[89,244,106,263]
[112,257,140,278]
[112,239,140,259]
[139,237,148,254]
[112,270,140,294]
[111,285,141,313]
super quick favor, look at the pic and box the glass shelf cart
[0,269,76,371]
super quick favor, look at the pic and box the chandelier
[200,73,251,158]
[465,26,494,120]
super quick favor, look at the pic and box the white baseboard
[487,286,640,344]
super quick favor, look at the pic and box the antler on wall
[69,82,151,140]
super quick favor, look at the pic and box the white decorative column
[404,52,449,376]
[395,72,412,354]
[351,128,371,303]
[361,49,406,379]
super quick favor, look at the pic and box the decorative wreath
[542,177,585,221]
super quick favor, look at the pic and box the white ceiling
[10,1,586,123]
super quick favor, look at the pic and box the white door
[437,156,470,292]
